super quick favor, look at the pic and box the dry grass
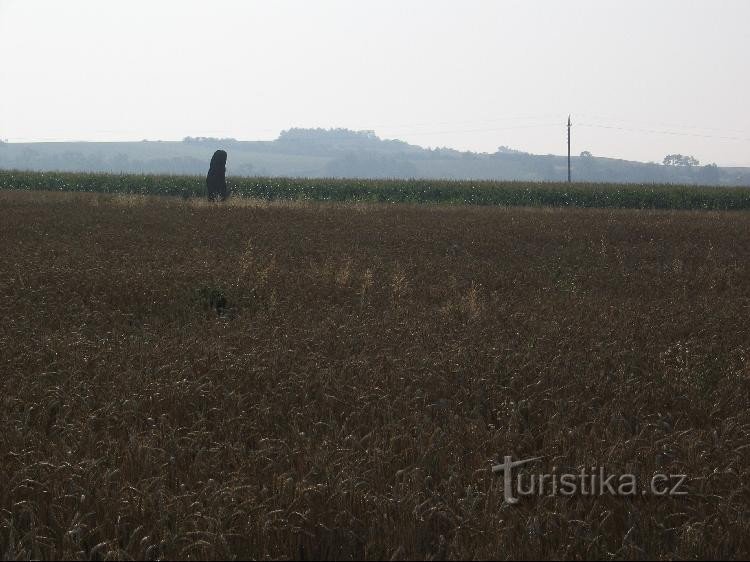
[1,190,749,560]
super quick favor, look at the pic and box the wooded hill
[1,128,748,186]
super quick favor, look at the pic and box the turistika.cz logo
[492,456,688,504]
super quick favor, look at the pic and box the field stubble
[1,190,749,559]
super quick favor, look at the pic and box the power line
[7,115,750,152]
[576,112,750,137]
[379,122,560,137]
[577,122,750,143]
[366,113,561,132]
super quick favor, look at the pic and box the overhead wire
[5,115,750,148]
[576,122,750,143]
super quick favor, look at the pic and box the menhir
[206,150,228,201]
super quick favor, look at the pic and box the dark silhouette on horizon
[206,150,228,201]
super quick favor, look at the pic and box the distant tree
[580,150,593,158]
[278,128,377,143]
[495,146,529,155]
[182,136,238,144]
[663,154,699,167]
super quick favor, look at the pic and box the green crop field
[1,169,750,209]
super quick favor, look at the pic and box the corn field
[1,169,750,209]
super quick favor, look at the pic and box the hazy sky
[2,0,749,165]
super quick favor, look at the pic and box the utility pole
[567,115,572,183]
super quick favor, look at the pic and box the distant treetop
[183,136,239,144]
[277,128,379,142]
[663,154,700,167]
[495,146,529,155]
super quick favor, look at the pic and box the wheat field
[1,190,749,560]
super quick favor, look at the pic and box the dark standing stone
[206,150,228,201]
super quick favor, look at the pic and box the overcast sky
[1,0,749,165]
